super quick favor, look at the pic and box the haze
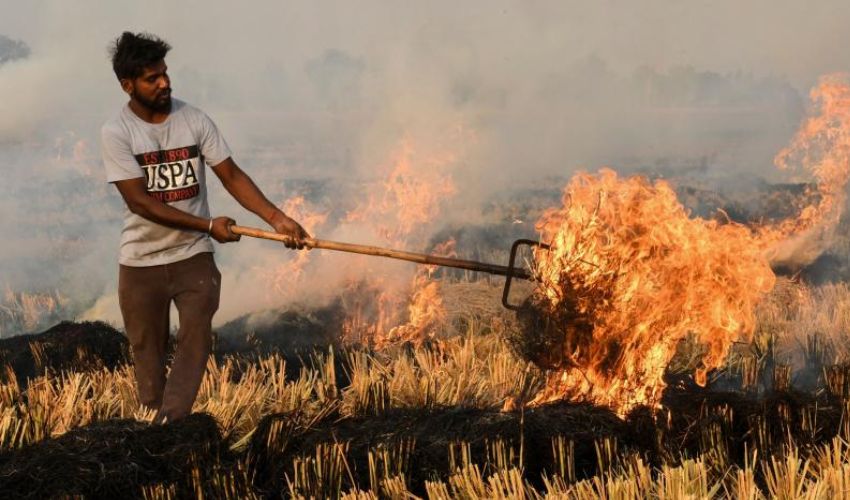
[1,0,848,334]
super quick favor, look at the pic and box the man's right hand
[210,216,241,243]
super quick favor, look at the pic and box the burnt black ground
[2,387,839,497]
[213,301,347,382]
[0,312,345,386]
[250,402,629,497]
[0,413,226,500]
[250,387,843,496]
[214,301,343,356]
[0,321,129,384]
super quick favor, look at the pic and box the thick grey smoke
[1,0,849,335]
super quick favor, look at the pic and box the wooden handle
[230,224,531,280]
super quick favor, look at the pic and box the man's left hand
[270,212,311,249]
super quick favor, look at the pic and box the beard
[134,89,172,112]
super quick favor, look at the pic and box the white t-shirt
[101,99,232,267]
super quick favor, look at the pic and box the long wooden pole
[230,225,532,280]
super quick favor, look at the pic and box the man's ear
[120,78,133,96]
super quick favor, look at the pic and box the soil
[250,402,627,496]
[249,386,843,496]
[0,413,227,500]
[0,321,129,384]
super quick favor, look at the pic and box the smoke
[2,0,849,335]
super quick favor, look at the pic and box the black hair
[109,31,171,80]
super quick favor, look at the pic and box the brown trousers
[118,252,220,422]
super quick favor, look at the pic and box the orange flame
[378,279,446,348]
[759,74,850,267]
[1,288,66,335]
[424,238,457,278]
[337,136,461,346]
[265,138,457,343]
[530,74,850,414]
[376,238,457,348]
[266,195,328,299]
[340,278,405,345]
[530,170,775,413]
[344,137,456,246]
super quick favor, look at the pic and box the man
[101,31,308,423]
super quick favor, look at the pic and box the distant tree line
[0,34,29,65]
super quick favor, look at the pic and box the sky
[1,0,849,334]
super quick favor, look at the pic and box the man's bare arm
[210,157,309,248]
[113,177,239,243]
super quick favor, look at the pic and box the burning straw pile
[511,74,850,415]
[517,169,775,414]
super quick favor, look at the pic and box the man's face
[122,59,172,112]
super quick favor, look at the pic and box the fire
[344,137,456,244]
[529,170,775,413]
[423,238,457,278]
[527,74,850,414]
[262,152,454,343]
[378,279,446,348]
[377,238,457,348]
[266,195,328,300]
[1,288,67,336]
[335,135,462,346]
[758,74,850,267]
[340,278,405,345]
